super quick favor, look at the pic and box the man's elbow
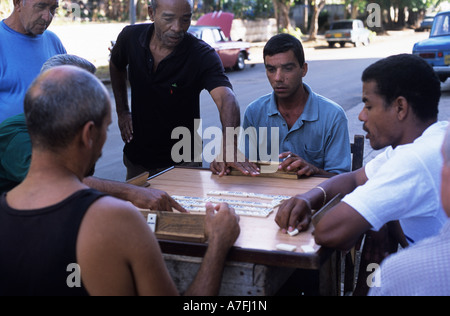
[314,225,355,252]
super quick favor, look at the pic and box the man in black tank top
[0,53,187,213]
[0,65,240,296]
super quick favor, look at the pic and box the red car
[188,12,251,71]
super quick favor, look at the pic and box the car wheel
[328,42,335,48]
[234,52,246,71]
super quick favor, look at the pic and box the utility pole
[130,0,137,25]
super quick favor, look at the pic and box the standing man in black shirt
[110,0,259,179]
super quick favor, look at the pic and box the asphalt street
[49,24,448,182]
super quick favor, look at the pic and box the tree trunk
[351,2,359,19]
[302,0,308,34]
[308,0,325,40]
[397,6,406,28]
[272,0,293,32]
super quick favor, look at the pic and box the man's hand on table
[205,202,240,249]
[210,160,260,177]
[210,146,260,177]
[279,152,320,177]
[128,186,187,213]
[275,195,313,234]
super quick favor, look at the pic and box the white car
[325,19,371,48]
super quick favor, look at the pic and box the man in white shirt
[275,54,448,250]
[369,126,450,296]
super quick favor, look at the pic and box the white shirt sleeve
[342,146,441,232]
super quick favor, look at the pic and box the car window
[211,28,224,42]
[202,29,216,45]
[330,21,353,30]
[188,28,202,39]
[431,14,450,37]
[219,30,229,42]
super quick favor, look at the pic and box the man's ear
[80,121,96,149]
[148,5,155,22]
[13,0,24,10]
[394,96,409,121]
[301,62,308,78]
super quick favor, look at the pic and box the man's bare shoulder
[77,194,156,262]
[83,195,148,233]
[93,195,138,211]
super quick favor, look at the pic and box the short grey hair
[24,66,110,151]
[41,54,96,74]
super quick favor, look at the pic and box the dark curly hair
[362,54,441,122]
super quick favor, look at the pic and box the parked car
[188,25,250,71]
[413,11,450,82]
[325,19,371,48]
[416,15,435,32]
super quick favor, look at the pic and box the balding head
[24,65,110,151]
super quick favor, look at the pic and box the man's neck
[6,151,87,210]
[277,84,309,112]
[149,31,176,57]
[149,32,176,72]
[4,15,29,35]
[394,118,437,149]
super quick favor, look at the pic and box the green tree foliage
[346,0,442,29]
[0,0,13,19]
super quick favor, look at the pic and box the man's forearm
[110,61,130,115]
[83,176,134,201]
[211,86,241,129]
[302,169,366,211]
[184,244,229,296]
[220,92,241,161]
[220,97,241,129]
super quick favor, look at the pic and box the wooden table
[147,167,337,296]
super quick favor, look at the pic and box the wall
[292,4,346,31]
[230,18,278,42]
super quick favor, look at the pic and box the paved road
[60,27,442,182]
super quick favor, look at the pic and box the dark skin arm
[110,61,133,144]
[84,177,186,213]
[275,167,371,251]
[209,87,260,177]
[314,202,372,251]
[184,203,241,295]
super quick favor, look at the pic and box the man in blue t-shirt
[0,0,66,123]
